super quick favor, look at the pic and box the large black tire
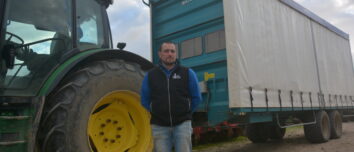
[269,125,286,140]
[304,111,330,143]
[246,123,269,143]
[328,110,342,139]
[37,59,152,152]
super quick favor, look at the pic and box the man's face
[159,43,177,66]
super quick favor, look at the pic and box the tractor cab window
[77,0,106,50]
[0,0,72,96]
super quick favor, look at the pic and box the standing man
[141,42,202,152]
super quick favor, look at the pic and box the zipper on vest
[188,98,191,111]
[167,77,173,126]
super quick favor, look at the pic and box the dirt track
[194,122,354,152]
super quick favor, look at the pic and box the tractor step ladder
[0,104,32,152]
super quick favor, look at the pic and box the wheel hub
[87,91,152,152]
[89,102,138,151]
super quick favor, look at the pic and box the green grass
[286,125,303,132]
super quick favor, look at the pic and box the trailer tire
[304,111,330,143]
[269,125,286,140]
[246,123,269,143]
[328,110,342,139]
[37,59,153,152]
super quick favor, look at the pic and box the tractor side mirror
[117,42,126,50]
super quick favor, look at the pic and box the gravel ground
[194,122,354,152]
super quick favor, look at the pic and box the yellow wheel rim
[88,91,152,152]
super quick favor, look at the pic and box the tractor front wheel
[37,59,152,152]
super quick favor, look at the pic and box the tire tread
[37,59,143,152]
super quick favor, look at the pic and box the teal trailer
[147,0,354,143]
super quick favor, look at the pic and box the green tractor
[0,0,154,151]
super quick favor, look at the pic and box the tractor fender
[38,49,154,96]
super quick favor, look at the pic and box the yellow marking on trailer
[204,72,215,81]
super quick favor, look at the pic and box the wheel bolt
[116,135,121,138]
[103,138,108,142]
[113,120,118,124]
[99,132,104,136]
[101,124,106,128]
[106,119,111,123]
[111,139,116,143]
[117,127,122,131]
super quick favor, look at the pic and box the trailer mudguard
[38,49,154,96]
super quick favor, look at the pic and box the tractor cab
[0,1,155,152]
[0,0,112,96]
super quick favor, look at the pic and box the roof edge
[280,0,349,40]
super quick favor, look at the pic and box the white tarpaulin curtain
[223,0,354,108]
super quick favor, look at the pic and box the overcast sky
[107,0,354,61]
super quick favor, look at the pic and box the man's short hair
[159,42,176,52]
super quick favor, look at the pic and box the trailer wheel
[37,59,152,152]
[304,111,330,143]
[328,110,342,139]
[246,123,269,143]
[269,125,286,140]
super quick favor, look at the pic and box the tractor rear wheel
[37,59,152,152]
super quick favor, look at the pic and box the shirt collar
[158,60,178,74]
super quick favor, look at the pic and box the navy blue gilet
[148,65,191,126]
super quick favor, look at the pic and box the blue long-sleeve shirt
[141,65,202,112]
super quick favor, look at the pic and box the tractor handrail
[142,0,150,6]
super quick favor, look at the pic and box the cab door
[0,0,73,96]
